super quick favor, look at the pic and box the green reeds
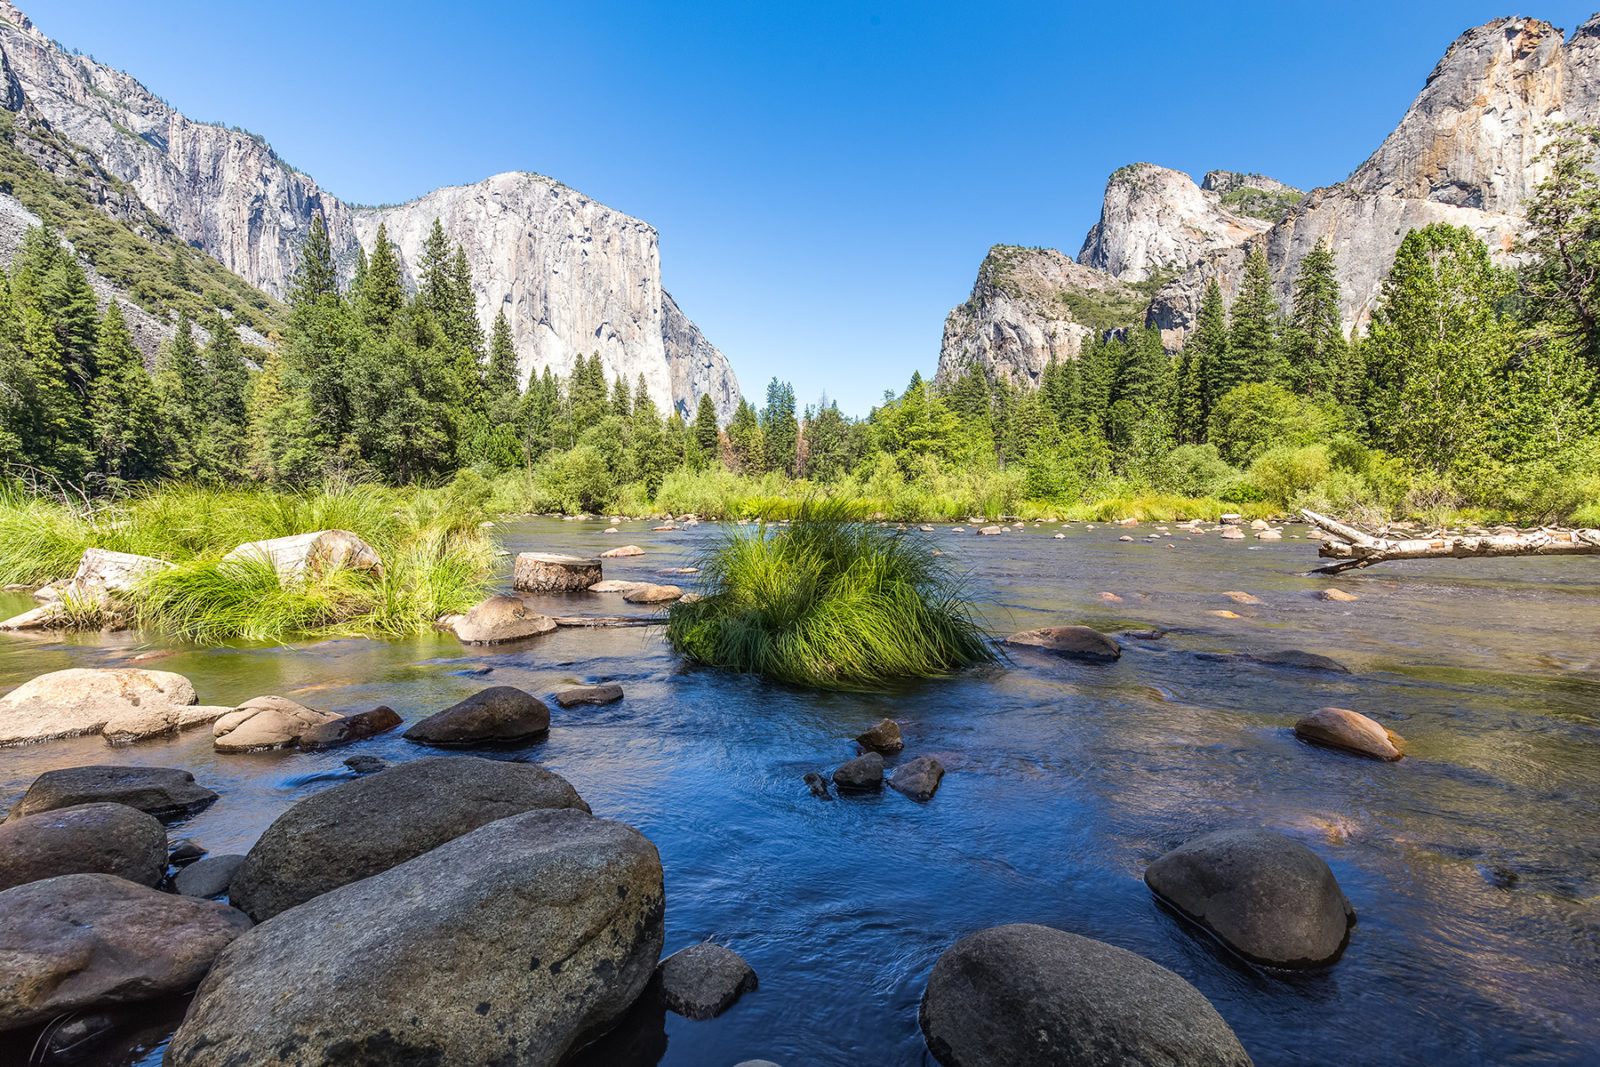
[666,504,995,690]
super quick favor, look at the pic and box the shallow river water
[2,517,1598,1066]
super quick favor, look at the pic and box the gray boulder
[212,696,343,753]
[554,683,625,708]
[1004,625,1122,661]
[343,755,388,775]
[174,854,246,899]
[0,667,226,746]
[449,594,557,644]
[404,686,551,746]
[0,803,166,891]
[919,923,1252,1067]
[833,751,884,793]
[7,764,217,821]
[296,705,402,750]
[890,756,946,801]
[1145,828,1354,967]
[166,809,665,1067]
[0,873,251,1032]
[1294,707,1403,761]
[222,529,383,582]
[227,755,590,922]
[855,717,903,754]
[656,942,757,1019]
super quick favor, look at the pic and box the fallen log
[548,615,666,628]
[1300,509,1600,573]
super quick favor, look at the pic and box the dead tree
[1300,509,1600,574]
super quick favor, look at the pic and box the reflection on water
[1,519,1598,1066]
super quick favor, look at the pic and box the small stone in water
[803,772,831,800]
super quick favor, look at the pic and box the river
[2,517,1597,1066]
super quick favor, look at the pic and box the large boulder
[855,718,903,754]
[554,684,625,708]
[174,854,246,899]
[0,803,166,891]
[449,594,557,644]
[514,552,603,594]
[622,583,682,604]
[7,764,217,821]
[227,755,590,922]
[296,705,402,750]
[0,873,251,1033]
[919,924,1251,1067]
[167,810,665,1067]
[0,667,225,746]
[222,529,383,583]
[1004,625,1122,661]
[1144,828,1354,967]
[1294,707,1403,761]
[404,686,551,746]
[656,942,758,1019]
[212,696,344,753]
[833,752,884,793]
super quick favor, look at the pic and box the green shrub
[666,506,994,690]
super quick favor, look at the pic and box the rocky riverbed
[1,516,1597,1065]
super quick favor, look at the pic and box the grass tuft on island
[665,505,996,690]
[0,478,498,642]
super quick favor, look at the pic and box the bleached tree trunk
[1301,509,1600,573]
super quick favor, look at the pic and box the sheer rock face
[934,246,1138,388]
[951,14,1600,359]
[1078,163,1275,283]
[0,0,739,417]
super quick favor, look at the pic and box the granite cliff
[0,0,738,418]
[939,13,1600,382]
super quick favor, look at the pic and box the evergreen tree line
[7,124,1600,522]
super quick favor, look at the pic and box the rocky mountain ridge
[0,0,739,419]
[939,13,1600,384]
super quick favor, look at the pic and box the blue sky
[23,1,1600,414]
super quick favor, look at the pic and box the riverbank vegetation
[7,128,1600,538]
[0,480,496,641]
[666,508,994,689]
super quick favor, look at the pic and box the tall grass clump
[0,475,497,643]
[666,504,995,690]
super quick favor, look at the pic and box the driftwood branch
[1300,509,1600,573]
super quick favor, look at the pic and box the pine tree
[726,399,764,472]
[153,313,204,476]
[610,374,632,419]
[760,378,798,475]
[630,372,670,491]
[88,301,160,484]
[1223,246,1281,389]
[692,393,720,468]
[1183,278,1229,439]
[12,225,98,400]
[486,310,519,399]
[284,213,350,464]
[166,247,193,293]
[197,315,250,476]
[358,223,404,333]
[1284,238,1346,397]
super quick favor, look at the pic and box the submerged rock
[1319,587,1359,602]
[450,594,557,644]
[855,717,904,754]
[833,752,884,793]
[7,764,217,821]
[174,854,246,899]
[0,873,251,1033]
[623,583,683,604]
[889,756,946,801]
[1004,625,1122,661]
[1294,707,1403,761]
[227,755,589,921]
[212,696,344,753]
[403,686,551,746]
[167,810,665,1067]
[803,772,832,799]
[296,705,402,750]
[1145,828,1354,967]
[656,942,758,1019]
[919,923,1252,1067]
[0,802,166,891]
[0,667,223,746]
[600,545,646,558]
[342,754,388,775]
[554,684,625,708]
